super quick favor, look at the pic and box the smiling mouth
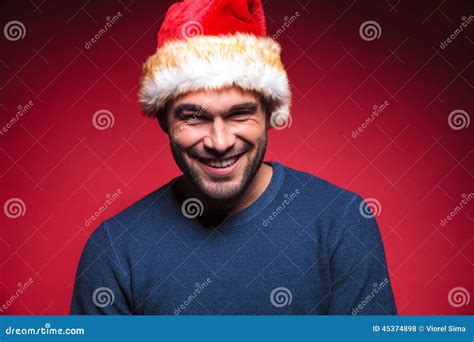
[196,153,244,169]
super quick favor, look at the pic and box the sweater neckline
[167,161,285,228]
[215,161,285,227]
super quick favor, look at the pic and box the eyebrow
[173,102,258,118]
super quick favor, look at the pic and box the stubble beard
[170,134,267,202]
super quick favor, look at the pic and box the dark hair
[156,101,171,133]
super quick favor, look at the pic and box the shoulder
[279,164,383,254]
[277,163,378,242]
[111,177,177,224]
[87,178,179,251]
[279,163,363,215]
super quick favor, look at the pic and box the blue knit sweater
[71,162,397,315]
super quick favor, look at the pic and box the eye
[181,112,206,124]
[229,111,252,120]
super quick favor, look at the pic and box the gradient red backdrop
[1,0,473,315]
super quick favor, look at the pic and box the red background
[1,0,473,315]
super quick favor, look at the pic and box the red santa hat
[139,0,291,126]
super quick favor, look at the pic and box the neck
[178,162,273,216]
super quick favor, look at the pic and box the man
[71,0,397,315]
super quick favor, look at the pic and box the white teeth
[203,157,237,168]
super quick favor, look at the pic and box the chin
[198,179,245,201]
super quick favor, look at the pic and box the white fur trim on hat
[139,33,291,122]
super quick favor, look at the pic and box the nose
[203,117,235,154]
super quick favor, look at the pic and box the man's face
[166,86,268,201]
